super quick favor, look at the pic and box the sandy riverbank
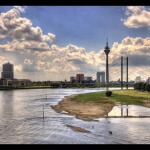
[51,94,116,121]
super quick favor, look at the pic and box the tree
[105,91,112,97]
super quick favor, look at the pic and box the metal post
[43,104,44,119]
[121,56,123,89]
[126,105,128,116]
[121,104,123,117]
[126,57,128,89]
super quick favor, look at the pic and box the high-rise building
[1,62,14,79]
[76,74,84,83]
[97,72,105,83]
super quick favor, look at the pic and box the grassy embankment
[70,89,150,106]
[18,86,51,89]
[0,85,53,90]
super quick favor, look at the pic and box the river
[0,88,150,144]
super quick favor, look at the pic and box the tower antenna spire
[106,37,108,47]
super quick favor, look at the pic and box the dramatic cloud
[122,6,150,28]
[1,35,150,81]
[1,8,150,81]
[0,40,50,52]
[0,8,56,43]
[108,36,150,81]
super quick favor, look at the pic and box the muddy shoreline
[51,94,115,121]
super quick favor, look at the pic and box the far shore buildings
[1,62,14,79]
[70,74,92,83]
[96,72,105,83]
[135,76,145,83]
[146,77,150,84]
[76,74,84,83]
[0,62,32,86]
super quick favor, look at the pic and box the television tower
[104,38,111,85]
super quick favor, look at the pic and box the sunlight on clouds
[36,61,51,71]
[50,66,62,73]
[14,65,22,71]
[24,59,33,65]
[1,8,150,81]
[67,44,86,54]
[1,35,150,81]
[108,36,150,81]
[125,6,145,15]
[122,6,150,28]
[0,8,56,43]
[62,62,80,72]
[43,33,56,43]
[53,58,64,63]
[0,40,50,52]
[0,56,7,69]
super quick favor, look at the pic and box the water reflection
[108,103,150,117]
[0,90,14,121]
[0,88,150,144]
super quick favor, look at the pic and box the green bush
[146,84,150,92]
[105,91,112,97]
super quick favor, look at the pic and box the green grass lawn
[71,89,150,106]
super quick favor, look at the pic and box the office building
[1,62,14,79]
[76,74,84,83]
[97,72,105,83]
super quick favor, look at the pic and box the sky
[0,6,150,81]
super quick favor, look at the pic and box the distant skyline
[0,6,150,81]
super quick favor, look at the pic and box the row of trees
[134,82,150,92]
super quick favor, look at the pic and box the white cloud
[108,36,150,81]
[14,65,22,71]
[0,8,56,44]
[53,58,64,63]
[0,40,50,52]
[13,6,27,13]
[122,6,150,28]
[1,36,150,81]
[1,8,150,81]
[36,61,51,71]
[0,56,7,65]
[125,6,145,15]
[24,59,33,65]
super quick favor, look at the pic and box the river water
[0,88,150,144]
